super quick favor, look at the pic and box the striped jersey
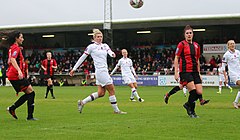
[175,40,200,72]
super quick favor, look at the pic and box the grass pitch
[0,86,240,140]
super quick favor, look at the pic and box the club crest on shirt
[194,44,198,49]
[12,51,17,57]
[175,48,179,54]
[98,45,107,51]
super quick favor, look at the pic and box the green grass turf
[0,86,240,140]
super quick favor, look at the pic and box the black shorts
[10,78,31,93]
[179,72,202,86]
[44,74,54,80]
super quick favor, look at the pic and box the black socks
[188,89,198,112]
[168,86,181,96]
[46,85,54,98]
[12,94,29,109]
[11,91,36,119]
[27,91,35,119]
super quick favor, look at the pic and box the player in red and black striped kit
[174,25,209,118]
[15,52,29,96]
[3,31,37,120]
[41,51,57,99]
[23,58,29,79]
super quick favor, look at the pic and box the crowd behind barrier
[0,40,230,86]
[0,47,222,75]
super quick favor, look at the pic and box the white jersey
[218,66,224,75]
[72,42,114,86]
[222,49,240,77]
[218,66,225,82]
[116,57,135,76]
[85,42,114,70]
[110,57,137,85]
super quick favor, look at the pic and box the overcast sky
[1,0,240,27]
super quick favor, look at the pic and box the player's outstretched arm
[69,70,75,77]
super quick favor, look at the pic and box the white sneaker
[114,111,127,114]
[129,98,136,102]
[233,102,239,109]
[183,93,187,97]
[139,98,144,102]
[78,100,84,113]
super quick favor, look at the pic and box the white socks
[234,91,240,103]
[130,88,135,99]
[109,95,120,112]
[183,87,188,94]
[131,88,140,99]
[226,84,231,89]
[82,92,99,104]
[81,93,121,112]
[219,85,222,92]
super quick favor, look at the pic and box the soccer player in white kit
[216,63,232,94]
[110,49,144,102]
[69,29,127,114]
[222,40,240,109]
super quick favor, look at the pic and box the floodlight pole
[103,0,113,48]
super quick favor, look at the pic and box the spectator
[216,55,222,64]
[209,55,217,71]
[1,65,6,86]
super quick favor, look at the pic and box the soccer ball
[130,0,144,9]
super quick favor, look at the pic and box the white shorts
[219,74,225,82]
[122,74,136,85]
[229,74,240,85]
[95,68,113,87]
